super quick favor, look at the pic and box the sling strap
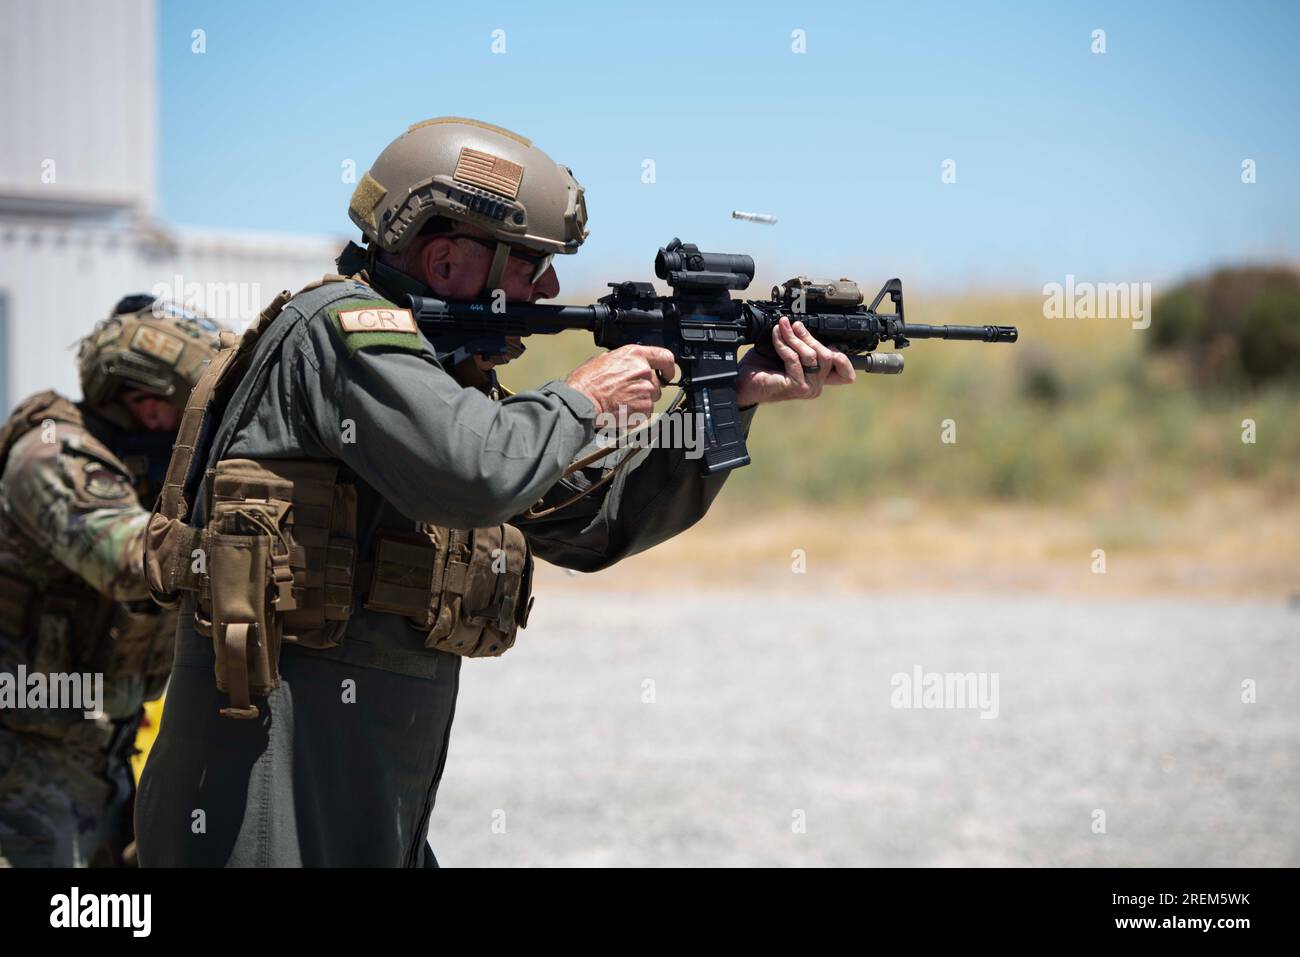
[146,290,294,604]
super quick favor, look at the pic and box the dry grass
[502,286,1299,600]
[535,482,1300,600]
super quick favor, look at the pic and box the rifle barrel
[902,323,1018,343]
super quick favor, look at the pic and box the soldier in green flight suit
[0,296,225,866]
[135,117,855,867]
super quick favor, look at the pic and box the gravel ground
[429,590,1299,867]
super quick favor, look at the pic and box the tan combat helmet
[348,117,589,290]
[78,294,226,410]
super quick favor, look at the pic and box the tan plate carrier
[144,290,534,719]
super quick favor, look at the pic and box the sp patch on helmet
[129,326,185,366]
[78,295,230,409]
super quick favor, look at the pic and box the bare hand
[565,344,677,417]
[736,317,856,407]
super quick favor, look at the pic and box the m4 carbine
[409,238,1018,475]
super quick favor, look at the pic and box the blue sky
[158,0,1300,293]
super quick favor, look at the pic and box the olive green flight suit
[135,276,753,866]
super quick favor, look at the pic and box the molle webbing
[204,458,357,634]
[182,458,359,720]
[140,279,538,720]
[145,290,294,604]
[363,524,533,658]
[160,289,294,521]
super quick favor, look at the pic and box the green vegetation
[1151,266,1300,388]
[500,281,1300,506]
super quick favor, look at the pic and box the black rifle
[409,238,1018,475]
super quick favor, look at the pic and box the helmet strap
[485,242,512,293]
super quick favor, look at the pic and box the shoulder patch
[74,459,135,502]
[337,306,418,334]
[325,297,425,357]
[57,432,137,505]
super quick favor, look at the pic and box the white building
[0,0,345,410]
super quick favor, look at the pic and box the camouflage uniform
[0,400,168,866]
[0,298,223,867]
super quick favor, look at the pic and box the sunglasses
[450,234,555,284]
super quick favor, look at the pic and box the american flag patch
[454,147,525,199]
